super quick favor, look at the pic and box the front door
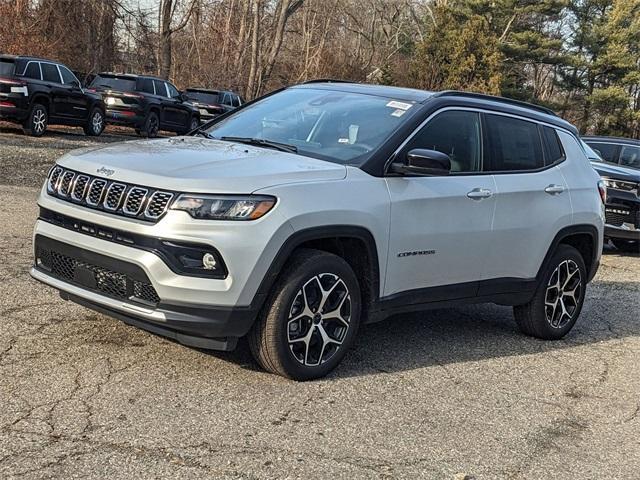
[384,109,496,300]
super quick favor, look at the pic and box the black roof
[583,135,640,146]
[96,72,166,82]
[186,87,222,94]
[294,81,578,134]
[0,54,58,63]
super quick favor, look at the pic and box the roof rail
[434,90,557,117]
[302,78,355,84]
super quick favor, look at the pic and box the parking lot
[0,124,639,479]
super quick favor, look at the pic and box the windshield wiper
[194,130,211,138]
[219,136,298,153]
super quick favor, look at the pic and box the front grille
[605,209,638,228]
[46,167,175,222]
[35,236,160,305]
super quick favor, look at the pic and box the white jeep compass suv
[31,81,605,380]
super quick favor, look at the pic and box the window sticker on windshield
[386,100,413,110]
[338,138,350,143]
[391,109,406,117]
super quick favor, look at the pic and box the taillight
[0,76,26,86]
[597,180,607,204]
[0,100,15,108]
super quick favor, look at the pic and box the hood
[591,161,640,182]
[57,137,347,193]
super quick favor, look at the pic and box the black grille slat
[103,183,126,211]
[605,210,638,227]
[45,167,174,222]
[58,171,75,197]
[123,187,148,216]
[71,175,90,201]
[145,191,174,219]
[87,179,107,206]
[36,241,160,305]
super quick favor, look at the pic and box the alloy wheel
[33,109,46,134]
[287,273,352,366]
[92,111,103,134]
[545,259,582,328]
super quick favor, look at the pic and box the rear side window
[0,59,15,76]
[138,78,155,94]
[619,145,640,169]
[41,63,61,83]
[485,114,543,171]
[542,126,564,165]
[586,142,617,163]
[22,62,41,80]
[232,95,240,107]
[222,92,231,105]
[407,110,482,172]
[153,80,167,97]
[59,65,77,85]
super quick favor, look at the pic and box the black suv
[184,88,243,121]
[88,73,200,137]
[0,55,105,137]
[583,136,640,252]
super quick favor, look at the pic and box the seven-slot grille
[47,166,174,222]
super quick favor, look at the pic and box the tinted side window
[542,126,564,164]
[407,110,482,172]
[41,63,61,83]
[138,78,155,94]
[232,95,240,107]
[222,93,231,105]
[166,83,180,98]
[619,145,640,169]
[23,62,41,80]
[485,114,543,171]
[59,65,77,85]
[587,142,618,163]
[153,80,167,97]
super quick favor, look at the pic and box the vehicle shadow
[214,280,640,379]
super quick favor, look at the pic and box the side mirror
[390,148,451,176]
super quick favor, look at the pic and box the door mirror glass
[392,149,451,176]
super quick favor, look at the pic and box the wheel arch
[30,94,50,112]
[253,225,381,318]
[538,225,600,283]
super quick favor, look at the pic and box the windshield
[0,59,15,76]
[580,139,604,162]
[90,75,136,92]
[187,91,220,104]
[204,87,417,165]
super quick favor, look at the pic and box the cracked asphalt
[1,127,639,479]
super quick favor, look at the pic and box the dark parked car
[582,138,639,252]
[184,88,243,121]
[88,73,200,137]
[0,55,105,137]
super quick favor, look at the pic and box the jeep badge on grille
[96,166,115,176]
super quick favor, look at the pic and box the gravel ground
[0,129,639,479]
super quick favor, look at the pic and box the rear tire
[611,238,639,253]
[83,107,105,136]
[248,249,361,381]
[23,103,48,137]
[141,111,159,138]
[514,244,586,340]
[181,116,199,135]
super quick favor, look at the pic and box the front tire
[83,107,105,136]
[514,244,586,340]
[248,249,361,380]
[181,115,199,135]
[23,103,48,137]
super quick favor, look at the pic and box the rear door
[480,114,573,284]
[384,109,497,299]
[164,81,189,129]
[40,62,66,118]
[153,79,172,128]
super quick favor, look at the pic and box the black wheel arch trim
[538,224,600,283]
[251,225,381,312]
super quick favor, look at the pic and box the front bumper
[30,238,258,350]
[605,224,640,241]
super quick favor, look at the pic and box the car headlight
[602,178,639,194]
[170,194,276,220]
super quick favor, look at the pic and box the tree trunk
[158,0,173,79]
[245,0,261,99]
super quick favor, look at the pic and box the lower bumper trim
[605,224,640,241]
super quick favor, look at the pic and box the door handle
[544,184,565,195]
[467,188,493,200]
